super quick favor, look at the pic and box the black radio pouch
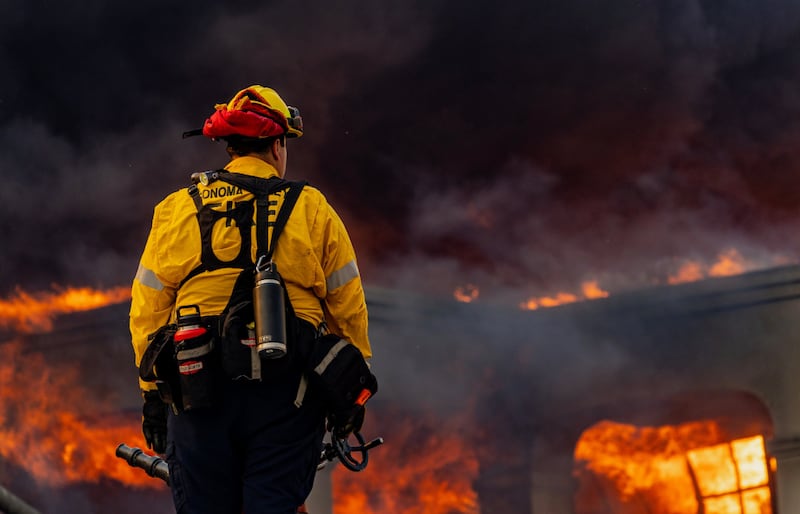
[140,316,222,411]
[173,316,221,411]
[306,334,378,414]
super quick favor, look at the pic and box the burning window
[686,436,771,514]
[573,420,773,514]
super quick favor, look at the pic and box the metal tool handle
[319,432,384,472]
[115,443,170,485]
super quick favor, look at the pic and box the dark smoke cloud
[3,0,800,301]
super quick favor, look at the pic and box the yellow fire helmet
[184,85,303,140]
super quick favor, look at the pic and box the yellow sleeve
[318,202,372,360]
[129,201,178,391]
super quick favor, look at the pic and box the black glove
[142,390,168,454]
[328,404,366,440]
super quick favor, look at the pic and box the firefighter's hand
[328,404,365,440]
[142,390,168,454]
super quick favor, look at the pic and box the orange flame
[0,286,131,333]
[454,284,480,303]
[450,247,788,312]
[708,249,748,278]
[0,341,159,488]
[519,248,788,311]
[667,248,774,285]
[668,261,706,285]
[582,280,611,300]
[333,412,480,514]
[574,420,772,513]
[520,280,609,310]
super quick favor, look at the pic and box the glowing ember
[333,412,480,514]
[0,341,159,489]
[0,286,130,333]
[574,420,772,514]
[454,284,480,303]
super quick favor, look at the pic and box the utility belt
[139,304,318,413]
[139,306,376,418]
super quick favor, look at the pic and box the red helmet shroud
[201,86,298,140]
[202,103,288,140]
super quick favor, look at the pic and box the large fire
[332,410,480,514]
[0,340,158,489]
[574,420,772,514]
[0,285,131,333]
[0,285,158,490]
[0,283,484,511]
[0,274,785,511]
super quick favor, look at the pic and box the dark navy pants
[166,375,326,514]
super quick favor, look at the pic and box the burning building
[356,263,800,514]
[1,263,800,513]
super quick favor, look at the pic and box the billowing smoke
[3,0,800,301]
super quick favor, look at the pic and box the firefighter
[129,85,374,514]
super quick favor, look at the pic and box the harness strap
[181,184,256,289]
[263,180,305,261]
[178,171,306,289]
[198,171,306,260]
[255,196,272,259]
[188,184,203,211]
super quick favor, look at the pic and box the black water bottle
[253,256,287,359]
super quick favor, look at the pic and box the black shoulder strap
[261,180,305,261]
[209,171,306,260]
